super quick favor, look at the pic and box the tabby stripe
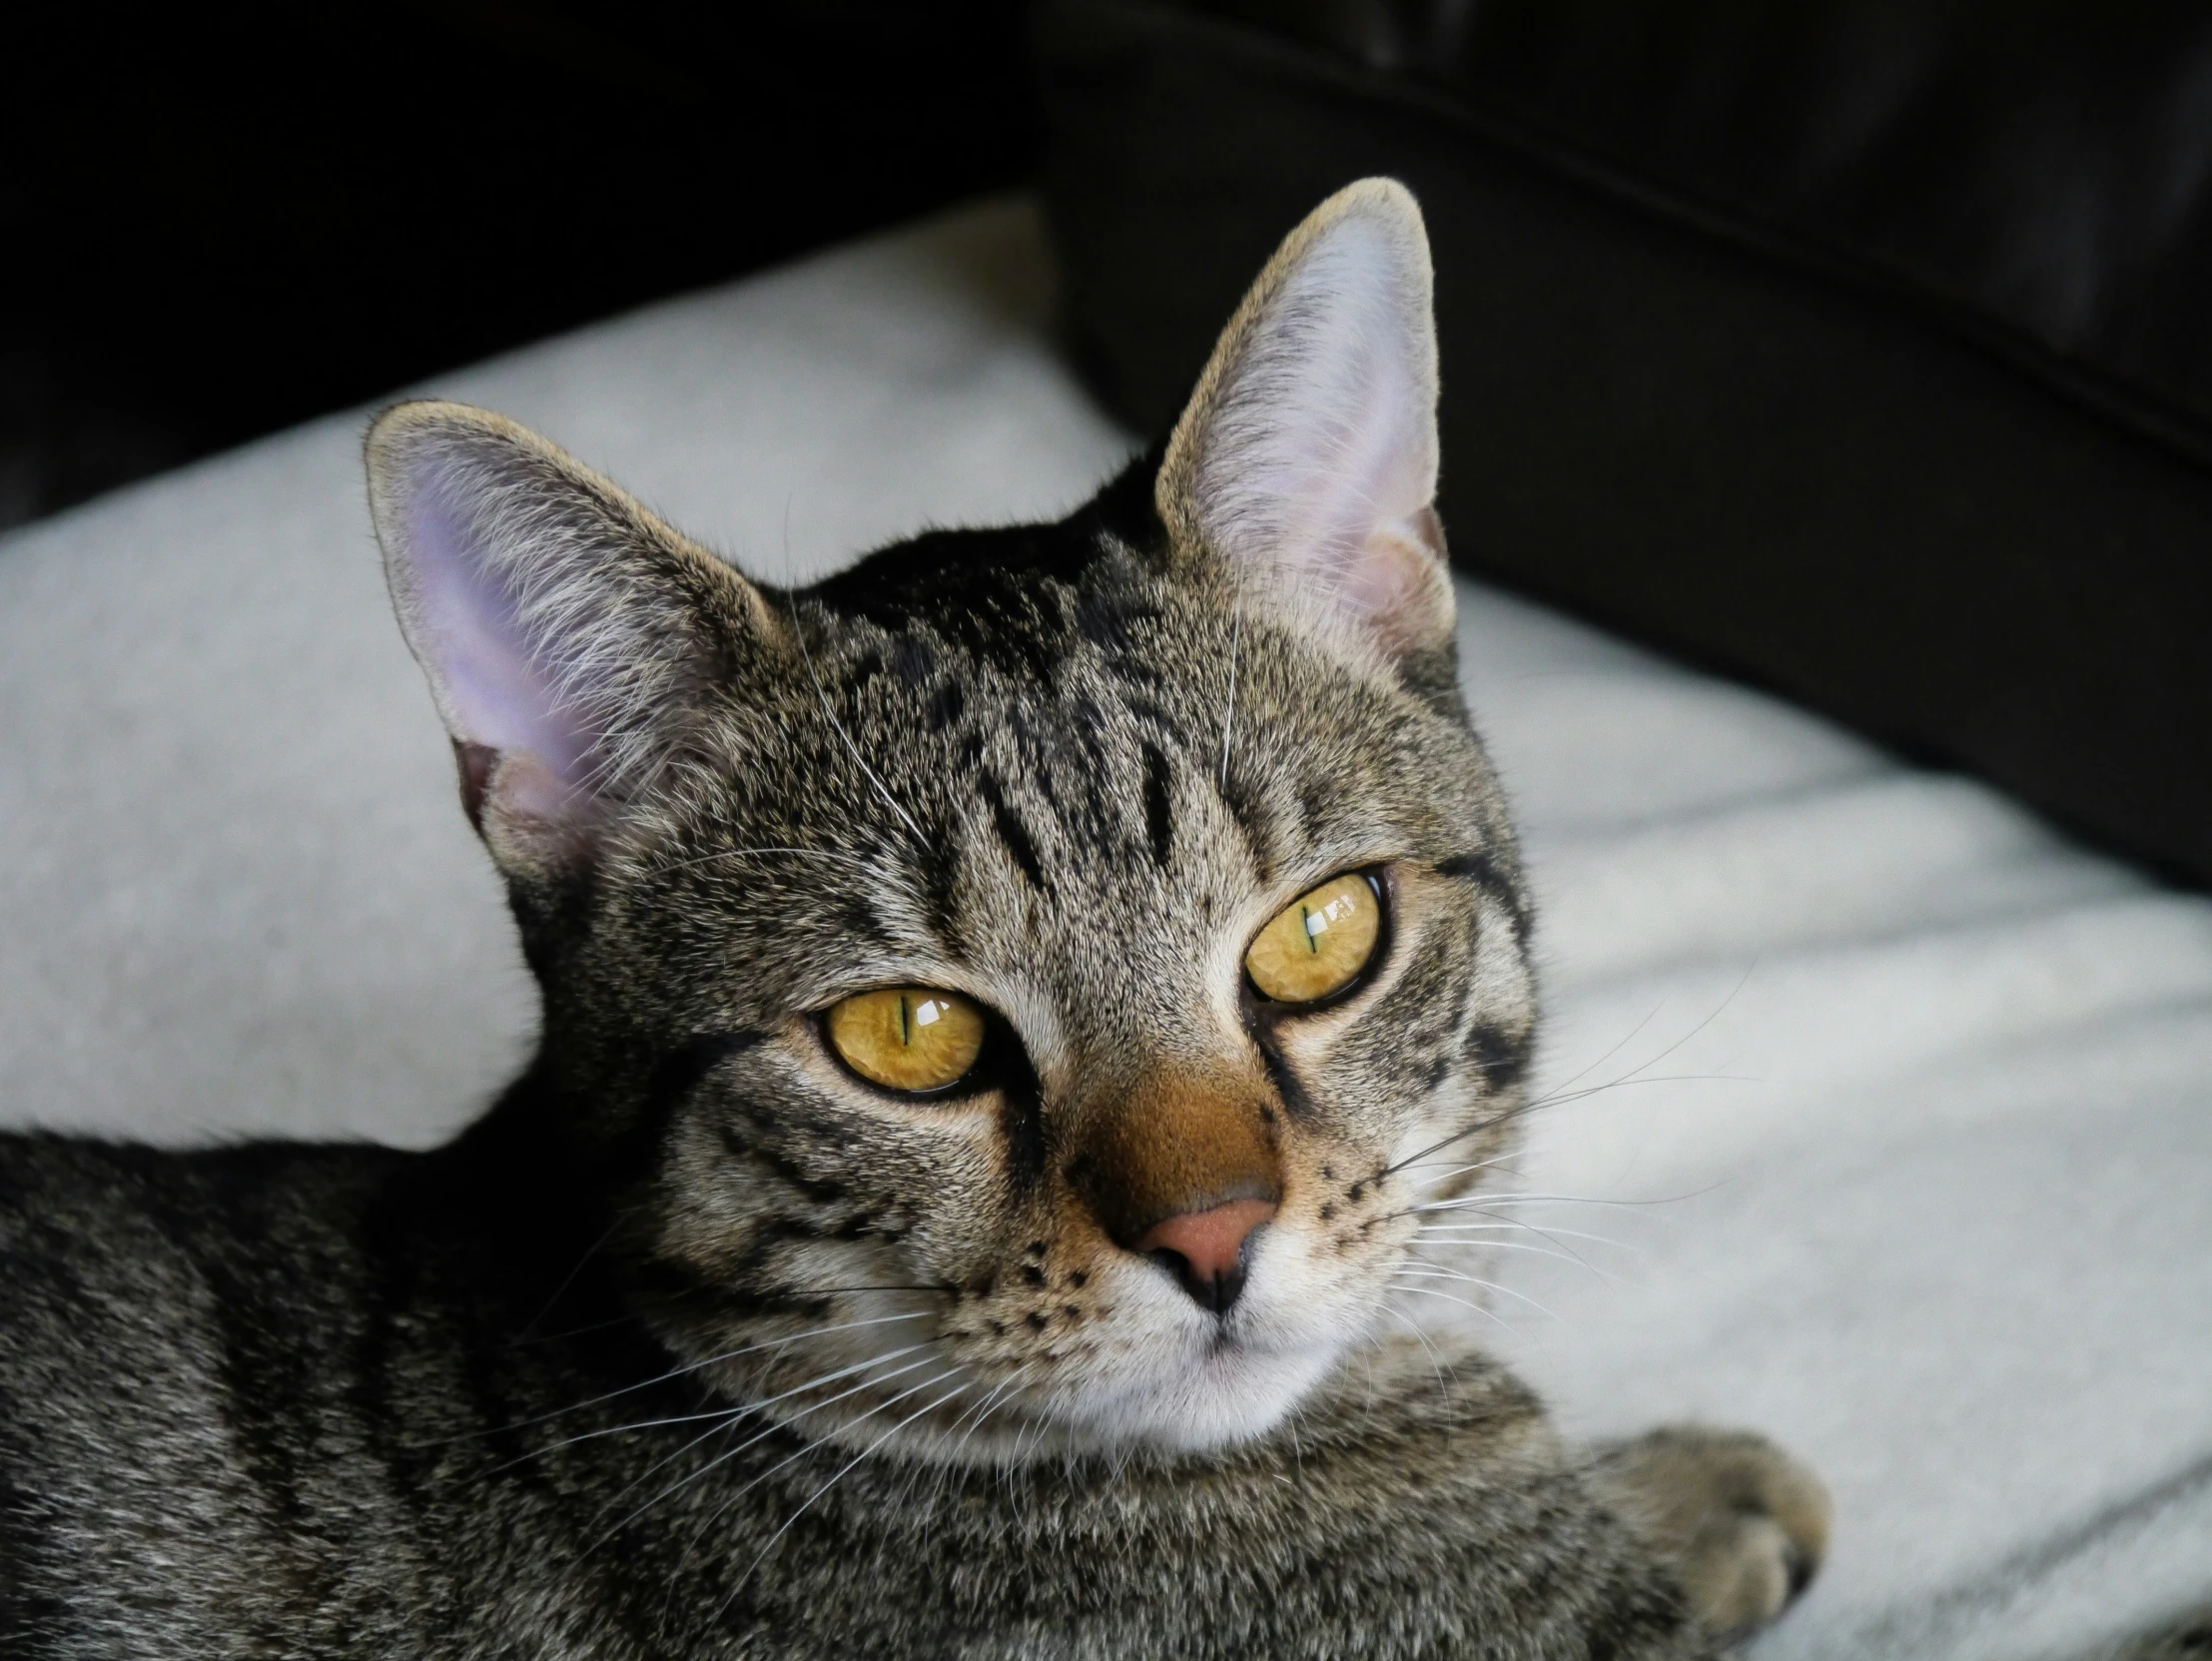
[1139,741,1174,868]
[978,771,1048,891]
[1463,1022,1531,1093]
[1434,850,1531,944]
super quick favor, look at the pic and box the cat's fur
[0,181,1827,1658]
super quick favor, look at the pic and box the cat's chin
[897,1337,1347,1465]
[1084,1338,1343,1453]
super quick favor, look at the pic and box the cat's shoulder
[0,1132,410,1301]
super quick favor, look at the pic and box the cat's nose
[1133,1198,1276,1313]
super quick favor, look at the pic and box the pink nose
[1131,1198,1276,1312]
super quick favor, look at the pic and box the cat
[0,179,1830,1659]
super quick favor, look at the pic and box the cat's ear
[1156,178,1452,663]
[367,401,779,869]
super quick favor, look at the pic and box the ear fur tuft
[1157,178,1453,664]
[367,401,776,860]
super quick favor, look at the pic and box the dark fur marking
[927,677,965,731]
[888,634,936,690]
[1248,1024,1315,1123]
[1073,585,1164,657]
[629,1252,832,1326]
[714,1122,851,1209]
[1139,741,1174,868]
[917,839,964,948]
[995,1040,1050,1195]
[1217,767,1274,884]
[1436,850,1532,942]
[1466,1023,1531,1093]
[593,1031,771,1191]
[979,771,1048,892]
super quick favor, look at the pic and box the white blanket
[2,198,2206,1659]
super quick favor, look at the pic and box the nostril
[1148,1246,1248,1313]
[1131,1198,1276,1314]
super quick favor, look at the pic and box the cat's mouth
[938,1221,1393,1455]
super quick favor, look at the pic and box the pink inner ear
[1188,201,1444,653]
[1289,335,1432,598]
[404,463,596,795]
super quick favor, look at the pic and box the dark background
[3,1,1039,531]
[11,0,2210,884]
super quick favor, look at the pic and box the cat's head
[367,180,1533,1456]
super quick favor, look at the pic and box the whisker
[1410,1191,1695,1211]
[1411,1224,1633,1286]
[497,1311,645,1350]
[1407,1237,1590,1268]
[422,1309,938,1448]
[724,1373,974,1613]
[1396,1304,1461,1406]
[1376,1071,1753,1185]
[943,1357,1054,1472]
[1385,1281,1521,1335]
[1373,1093,1554,1181]
[1416,1208,1660,1281]
[1403,1154,1526,1193]
[1606,960,1758,1085]
[683,1361,971,1593]
[513,1220,621,1340]
[579,1341,936,1514]
[1415,1221,1640,1252]
[660,1361,949,1612]
[585,1346,938,1555]
[1520,1073,1757,1114]
[486,1325,945,1473]
[1370,1187,1707,1234]
[786,591,926,846]
[796,1283,958,1297]
[942,1365,1034,1445]
[1546,1000,1665,1096]
[1391,1263,1557,1320]
[1377,971,1766,1187]
[482,1403,749,1476]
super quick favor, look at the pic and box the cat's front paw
[1590,1425,1832,1648]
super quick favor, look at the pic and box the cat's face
[369,181,1534,1455]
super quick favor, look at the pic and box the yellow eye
[825,988,987,1093]
[1245,873,1382,1004]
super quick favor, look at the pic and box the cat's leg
[1588,1426,1832,1648]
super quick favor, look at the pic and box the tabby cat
[0,181,1831,1658]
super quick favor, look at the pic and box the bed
[2,199,2206,1658]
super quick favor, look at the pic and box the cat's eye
[825,988,987,1094]
[1245,872,1383,1005]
